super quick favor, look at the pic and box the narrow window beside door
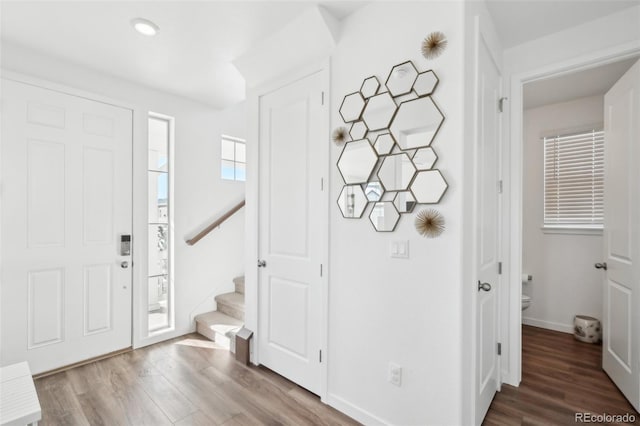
[543,129,604,230]
[221,135,246,181]
[148,113,174,333]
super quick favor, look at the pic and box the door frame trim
[503,42,640,387]
[245,59,330,401]
[1,69,142,349]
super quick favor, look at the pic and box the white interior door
[1,79,133,374]
[258,70,326,395]
[602,59,640,412]
[475,37,502,425]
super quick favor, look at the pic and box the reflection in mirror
[378,153,416,191]
[413,147,438,170]
[362,92,397,131]
[363,181,383,202]
[339,92,366,123]
[350,121,368,140]
[394,191,416,213]
[390,96,444,150]
[369,202,400,232]
[337,139,378,184]
[337,185,368,218]
[385,61,418,96]
[360,76,380,98]
[374,133,396,156]
[411,170,448,204]
[413,70,439,96]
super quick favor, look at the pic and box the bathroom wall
[522,95,604,333]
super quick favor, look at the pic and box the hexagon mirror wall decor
[377,153,416,192]
[350,121,368,140]
[411,170,448,204]
[362,92,397,131]
[337,139,378,185]
[369,202,400,232]
[360,76,380,99]
[373,133,396,156]
[385,61,418,97]
[413,147,438,170]
[337,185,368,218]
[390,96,444,150]
[339,92,366,123]
[363,181,384,202]
[413,70,439,97]
[393,191,417,214]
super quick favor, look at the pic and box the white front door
[602,59,640,412]
[1,79,133,374]
[257,70,326,395]
[475,37,502,424]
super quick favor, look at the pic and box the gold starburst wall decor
[332,126,349,145]
[421,31,448,59]
[415,209,445,238]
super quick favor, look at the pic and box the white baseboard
[326,393,389,426]
[522,317,573,334]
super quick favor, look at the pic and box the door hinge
[497,343,502,356]
[498,262,502,275]
[319,350,322,363]
[498,97,508,113]
[321,177,324,191]
[321,91,325,105]
[498,180,503,194]
[320,264,323,277]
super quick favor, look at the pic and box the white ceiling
[486,0,639,49]
[523,56,638,109]
[0,1,365,109]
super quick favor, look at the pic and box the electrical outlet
[388,362,402,386]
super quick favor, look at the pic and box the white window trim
[221,134,246,182]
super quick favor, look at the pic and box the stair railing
[186,199,245,246]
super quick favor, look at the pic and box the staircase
[195,276,245,352]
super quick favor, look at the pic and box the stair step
[215,292,245,321]
[233,276,245,295]
[194,310,243,351]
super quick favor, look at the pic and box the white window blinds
[543,129,604,228]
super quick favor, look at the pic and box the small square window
[221,135,246,182]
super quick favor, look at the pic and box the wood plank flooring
[34,334,360,426]
[484,325,640,426]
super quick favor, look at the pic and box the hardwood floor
[34,334,359,426]
[484,325,640,426]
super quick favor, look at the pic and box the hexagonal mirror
[390,96,444,150]
[374,133,396,156]
[360,76,380,99]
[337,185,368,218]
[411,170,448,204]
[339,92,366,123]
[413,147,438,170]
[350,121,368,140]
[362,92,397,131]
[393,191,416,213]
[377,153,416,191]
[385,61,418,97]
[413,70,439,96]
[363,181,383,202]
[369,202,400,232]
[337,139,378,184]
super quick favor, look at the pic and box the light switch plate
[390,240,409,259]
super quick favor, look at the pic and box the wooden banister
[186,200,245,246]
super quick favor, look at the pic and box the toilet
[522,294,531,311]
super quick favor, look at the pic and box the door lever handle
[257,259,267,268]
[120,261,129,269]
[595,262,607,270]
[478,280,492,292]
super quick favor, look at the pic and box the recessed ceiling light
[131,18,159,36]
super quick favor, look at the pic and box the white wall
[328,3,465,424]
[502,5,640,386]
[1,42,246,348]
[522,95,604,333]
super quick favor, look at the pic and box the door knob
[257,259,267,268]
[120,261,129,269]
[595,262,607,270]
[478,280,492,292]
